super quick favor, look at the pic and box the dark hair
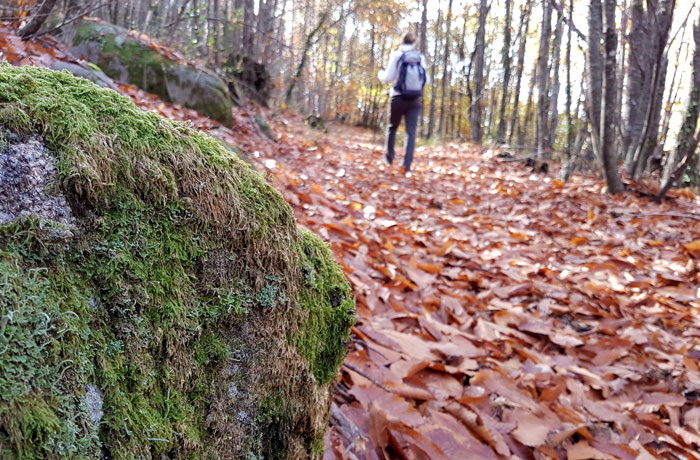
[402,32,416,45]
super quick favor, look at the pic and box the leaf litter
[3,25,700,460]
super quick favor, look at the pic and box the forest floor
[256,118,700,460]
[3,30,700,460]
[215,107,700,459]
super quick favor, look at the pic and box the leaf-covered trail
[251,119,700,460]
[5,22,700,460]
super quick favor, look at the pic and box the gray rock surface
[50,60,116,89]
[0,134,74,226]
[72,19,233,126]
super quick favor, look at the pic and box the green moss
[0,64,354,459]
[254,393,293,459]
[295,230,355,384]
[0,128,8,151]
[310,437,325,457]
[0,63,294,279]
[194,333,228,366]
[0,251,100,460]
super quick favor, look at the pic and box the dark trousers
[385,95,422,171]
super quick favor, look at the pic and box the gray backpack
[394,50,427,98]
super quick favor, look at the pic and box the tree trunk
[547,9,564,151]
[593,0,625,194]
[286,10,329,106]
[660,40,688,146]
[587,0,603,137]
[496,0,513,145]
[535,0,552,157]
[18,0,58,39]
[625,0,676,179]
[243,0,255,56]
[509,0,532,144]
[427,10,442,139]
[562,0,574,180]
[439,0,453,138]
[470,0,488,143]
[520,59,538,147]
[659,12,700,198]
[419,0,429,136]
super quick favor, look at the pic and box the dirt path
[250,120,700,460]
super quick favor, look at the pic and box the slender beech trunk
[659,13,700,198]
[590,0,624,193]
[535,0,552,156]
[456,12,467,139]
[428,10,442,139]
[419,0,429,136]
[660,40,688,146]
[286,9,329,106]
[547,9,564,150]
[521,59,538,147]
[470,0,488,143]
[562,0,574,180]
[439,0,454,137]
[509,0,532,144]
[496,0,513,145]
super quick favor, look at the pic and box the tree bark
[625,0,676,179]
[439,0,454,138]
[509,0,533,144]
[285,9,329,106]
[428,9,442,139]
[547,8,564,151]
[535,0,552,156]
[521,59,538,147]
[592,0,624,194]
[470,0,488,143]
[419,0,429,136]
[18,0,58,39]
[659,13,700,198]
[496,0,513,145]
[562,0,574,180]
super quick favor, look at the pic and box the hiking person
[378,32,429,174]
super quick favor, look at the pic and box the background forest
[2,1,700,459]
[2,0,699,195]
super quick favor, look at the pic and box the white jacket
[378,44,429,97]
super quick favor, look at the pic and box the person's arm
[378,51,401,84]
[421,54,430,84]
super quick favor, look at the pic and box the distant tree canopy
[3,0,699,195]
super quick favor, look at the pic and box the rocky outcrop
[72,19,233,126]
[0,64,354,460]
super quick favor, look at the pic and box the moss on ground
[0,64,354,459]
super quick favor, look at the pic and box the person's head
[402,32,416,46]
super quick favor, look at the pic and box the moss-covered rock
[72,19,233,127]
[0,64,355,460]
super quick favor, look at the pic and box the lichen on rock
[0,63,355,460]
[0,133,74,226]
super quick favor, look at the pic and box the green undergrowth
[0,64,354,459]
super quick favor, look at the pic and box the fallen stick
[613,212,700,222]
[341,363,390,392]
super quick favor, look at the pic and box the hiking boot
[385,153,393,165]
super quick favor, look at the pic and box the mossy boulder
[0,64,355,459]
[71,19,233,126]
